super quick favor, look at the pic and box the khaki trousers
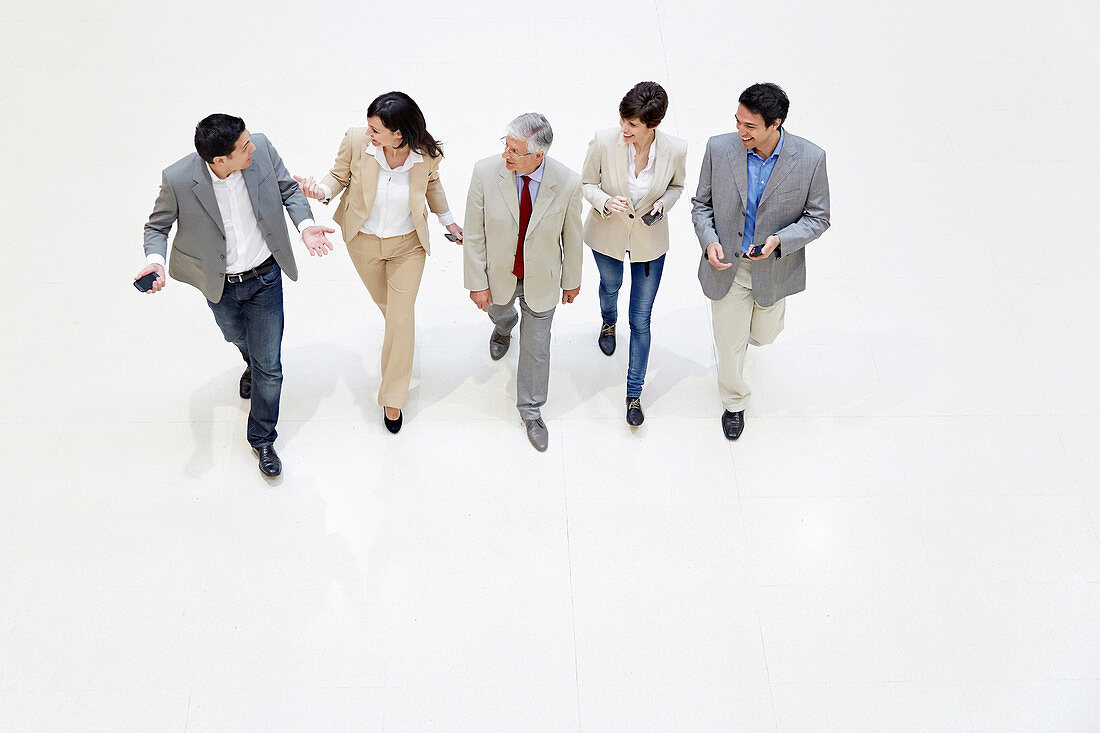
[711,257,785,411]
[346,230,426,408]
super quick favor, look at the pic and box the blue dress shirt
[516,159,546,204]
[743,129,785,253]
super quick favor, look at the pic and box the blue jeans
[592,250,665,398]
[207,263,284,447]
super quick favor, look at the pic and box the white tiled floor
[2,1,1098,730]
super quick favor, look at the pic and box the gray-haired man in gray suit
[134,114,335,476]
[692,83,830,440]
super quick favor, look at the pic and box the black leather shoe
[489,330,511,360]
[598,323,616,356]
[252,444,282,477]
[239,367,252,399]
[626,397,644,426]
[721,410,745,440]
[383,408,403,434]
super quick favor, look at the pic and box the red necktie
[513,174,532,279]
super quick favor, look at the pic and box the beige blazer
[463,155,584,314]
[320,126,450,253]
[581,127,688,263]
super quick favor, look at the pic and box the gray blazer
[143,133,313,303]
[691,131,830,307]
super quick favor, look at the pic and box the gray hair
[505,113,553,154]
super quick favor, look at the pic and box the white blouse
[626,138,656,207]
[318,143,453,238]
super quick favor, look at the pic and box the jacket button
[737,232,743,238]
[628,213,634,219]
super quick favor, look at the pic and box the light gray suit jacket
[143,133,313,303]
[691,131,830,307]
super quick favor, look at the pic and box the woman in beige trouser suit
[297,91,462,433]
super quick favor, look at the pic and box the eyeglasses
[500,137,535,159]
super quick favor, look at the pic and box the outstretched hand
[303,225,336,256]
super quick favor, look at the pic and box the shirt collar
[207,164,242,184]
[519,158,546,183]
[749,129,785,162]
[367,143,423,172]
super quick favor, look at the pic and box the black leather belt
[225,256,277,284]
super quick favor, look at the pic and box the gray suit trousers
[488,279,556,420]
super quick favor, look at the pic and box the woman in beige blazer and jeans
[296,91,462,433]
[581,81,687,425]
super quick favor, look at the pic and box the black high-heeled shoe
[383,408,403,434]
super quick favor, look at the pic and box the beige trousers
[711,258,786,411]
[346,230,426,409]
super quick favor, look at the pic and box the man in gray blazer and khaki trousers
[135,114,335,476]
[692,83,831,440]
[464,113,583,451]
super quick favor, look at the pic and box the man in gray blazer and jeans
[134,114,335,476]
[692,83,831,440]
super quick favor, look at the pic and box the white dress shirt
[626,138,656,207]
[318,144,454,238]
[146,164,314,271]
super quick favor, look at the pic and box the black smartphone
[444,233,459,242]
[747,244,765,258]
[641,210,664,226]
[134,272,160,292]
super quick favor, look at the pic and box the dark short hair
[738,83,789,129]
[194,114,246,163]
[367,91,443,159]
[619,81,668,128]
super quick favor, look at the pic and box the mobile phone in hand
[444,233,459,242]
[641,210,664,226]
[747,244,765,258]
[134,272,160,292]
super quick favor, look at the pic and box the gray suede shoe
[524,417,549,452]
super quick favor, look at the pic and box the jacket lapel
[242,162,261,217]
[757,146,798,209]
[613,135,630,205]
[636,131,671,212]
[525,162,558,233]
[726,141,749,209]
[497,166,520,223]
[361,146,380,213]
[191,157,225,236]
